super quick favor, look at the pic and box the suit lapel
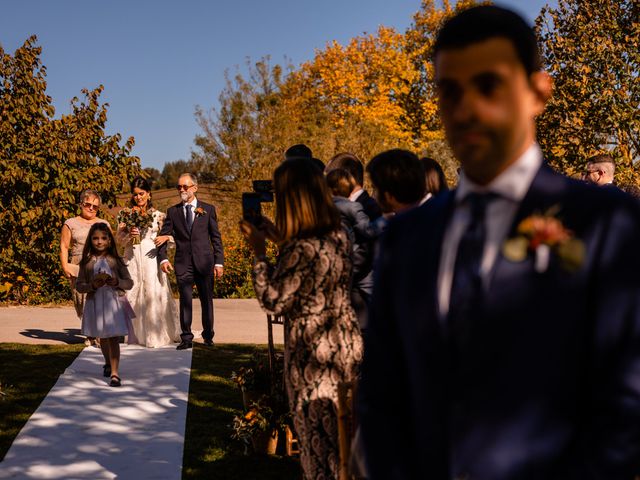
[420,191,456,339]
[175,202,189,234]
[486,165,568,300]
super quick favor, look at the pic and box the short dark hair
[326,169,356,198]
[434,5,542,75]
[587,153,615,166]
[366,149,426,205]
[285,144,313,160]
[325,152,364,186]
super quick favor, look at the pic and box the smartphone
[242,193,263,226]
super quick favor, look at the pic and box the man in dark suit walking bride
[359,5,640,479]
[158,173,224,349]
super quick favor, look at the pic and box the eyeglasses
[176,184,195,191]
[81,202,100,211]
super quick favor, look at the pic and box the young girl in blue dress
[76,223,134,387]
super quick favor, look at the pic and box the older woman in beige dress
[60,189,110,348]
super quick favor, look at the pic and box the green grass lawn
[0,343,84,460]
[0,343,301,479]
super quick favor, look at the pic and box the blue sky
[1,1,554,171]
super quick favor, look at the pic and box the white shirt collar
[183,198,198,208]
[349,188,364,202]
[455,143,542,204]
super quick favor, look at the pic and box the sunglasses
[176,184,195,191]
[81,202,100,211]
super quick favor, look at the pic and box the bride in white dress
[117,176,181,347]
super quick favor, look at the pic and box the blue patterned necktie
[447,192,496,347]
[185,204,193,230]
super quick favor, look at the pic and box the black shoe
[203,339,214,347]
[109,375,122,387]
[103,364,111,378]
[176,341,193,350]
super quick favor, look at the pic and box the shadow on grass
[183,344,301,480]
[0,343,84,461]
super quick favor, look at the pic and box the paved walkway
[0,299,283,478]
[0,299,282,345]
[0,345,191,479]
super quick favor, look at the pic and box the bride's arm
[154,212,174,247]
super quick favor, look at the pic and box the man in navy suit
[359,6,640,479]
[158,173,224,350]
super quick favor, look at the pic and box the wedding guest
[116,176,181,347]
[359,6,640,479]
[59,189,110,349]
[284,143,313,160]
[420,156,449,203]
[326,168,374,329]
[325,152,381,332]
[76,223,133,387]
[367,149,426,215]
[584,153,616,186]
[326,152,382,220]
[240,158,363,480]
[284,143,325,172]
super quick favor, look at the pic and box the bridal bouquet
[117,207,153,244]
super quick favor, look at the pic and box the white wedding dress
[122,210,181,347]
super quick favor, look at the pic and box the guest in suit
[326,152,382,221]
[157,173,224,349]
[584,153,616,186]
[366,149,426,215]
[326,153,382,334]
[359,5,640,480]
[326,168,374,329]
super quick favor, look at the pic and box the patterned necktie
[447,192,496,348]
[185,204,193,230]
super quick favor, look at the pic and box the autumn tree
[0,36,142,303]
[536,0,640,182]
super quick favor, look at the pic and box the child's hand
[92,277,106,289]
[105,276,118,287]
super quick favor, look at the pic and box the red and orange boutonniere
[502,207,585,273]
[194,207,206,217]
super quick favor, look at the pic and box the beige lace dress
[253,229,363,480]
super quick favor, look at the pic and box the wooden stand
[266,314,300,457]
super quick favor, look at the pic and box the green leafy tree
[536,0,640,182]
[0,36,142,303]
[142,167,162,189]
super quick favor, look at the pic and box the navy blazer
[359,165,640,479]
[355,189,382,221]
[157,200,224,276]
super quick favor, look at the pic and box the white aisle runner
[0,344,192,479]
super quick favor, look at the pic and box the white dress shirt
[183,198,197,220]
[437,143,543,317]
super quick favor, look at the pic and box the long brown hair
[274,158,341,241]
[80,223,125,267]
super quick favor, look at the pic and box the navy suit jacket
[355,189,382,221]
[157,200,224,276]
[359,165,640,479]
